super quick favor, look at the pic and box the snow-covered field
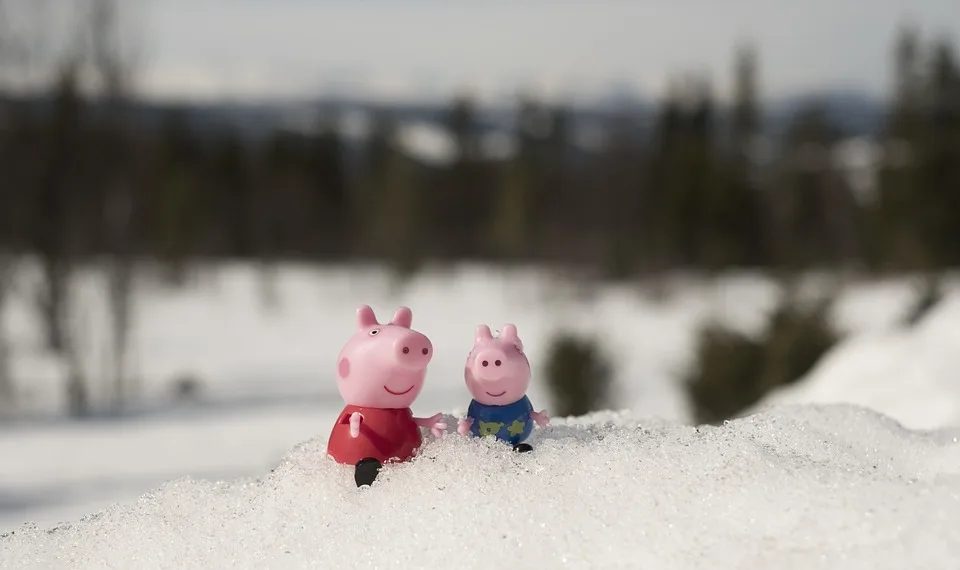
[755,288,960,430]
[2,261,960,567]
[3,406,959,569]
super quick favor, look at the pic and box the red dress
[326,405,423,465]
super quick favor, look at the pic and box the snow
[2,405,960,569]
[395,121,457,165]
[6,264,948,425]
[755,285,960,431]
[4,262,960,560]
[0,402,329,533]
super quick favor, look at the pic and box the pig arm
[457,416,474,437]
[346,412,363,438]
[530,409,550,427]
[414,413,447,438]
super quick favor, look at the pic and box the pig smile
[485,390,507,397]
[384,384,415,396]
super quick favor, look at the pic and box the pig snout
[395,331,433,369]
[472,348,508,381]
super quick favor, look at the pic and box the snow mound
[756,291,960,430]
[3,406,960,569]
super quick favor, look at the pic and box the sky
[9,0,960,104]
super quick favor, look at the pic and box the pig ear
[356,305,379,329]
[390,306,413,329]
[501,324,522,349]
[475,324,493,344]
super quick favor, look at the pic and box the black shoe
[513,443,533,453]
[355,458,382,487]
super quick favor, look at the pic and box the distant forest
[0,13,958,281]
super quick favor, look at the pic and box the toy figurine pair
[326,304,550,487]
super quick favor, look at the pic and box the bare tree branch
[0,255,15,418]
[84,0,141,413]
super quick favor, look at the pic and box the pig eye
[369,328,380,336]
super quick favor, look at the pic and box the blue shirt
[467,395,534,445]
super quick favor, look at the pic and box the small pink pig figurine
[457,324,549,452]
[327,305,447,487]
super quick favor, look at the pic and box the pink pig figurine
[457,324,550,452]
[326,304,447,487]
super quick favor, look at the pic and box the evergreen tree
[655,74,719,268]
[436,92,486,256]
[448,93,481,162]
[597,111,647,279]
[775,104,858,269]
[873,25,928,270]
[488,95,547,259]
[718,41,768,268]
[358,112,424,276]
[151,109,203,268]
[310,116,348,256]
[212,129,253,256]
[919,38,960,266]
[645,80,684,268]
[731,42,760,154]
[34,64,89,416]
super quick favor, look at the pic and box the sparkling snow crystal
[2,405,960,569]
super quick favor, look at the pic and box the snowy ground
[2,261,960,556]
[754,287,960,430]
[3,405,959,569]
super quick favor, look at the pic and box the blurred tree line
[0,27,958,280]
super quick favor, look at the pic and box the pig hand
[415,413,447,438]
[349,412,363,438]
[531,409,550,428]
[430,421,447,438]
[457,417,474,436]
